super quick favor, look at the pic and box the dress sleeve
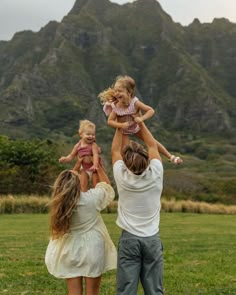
[103,103,112,116]
[93,182,115,211]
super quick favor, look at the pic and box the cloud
[0,0,75,40]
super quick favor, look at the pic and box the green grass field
[0,213,236,294]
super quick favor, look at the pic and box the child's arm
[59,143,78,163]
[108,110,130,130]
[134,101,155,123]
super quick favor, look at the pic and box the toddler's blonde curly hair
[98,87,116,104]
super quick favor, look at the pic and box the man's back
[113,158,163,237]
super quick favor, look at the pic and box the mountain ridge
[0,0,235,140]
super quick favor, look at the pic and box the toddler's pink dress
[110,97,140,135]
[77,140,102,171]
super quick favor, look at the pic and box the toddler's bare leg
[155,140,171,159]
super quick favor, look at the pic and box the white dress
[45,182,117,278]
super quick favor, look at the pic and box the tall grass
[0,195,49,213]
[1,195,236,215]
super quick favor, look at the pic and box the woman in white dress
[45,166,117,295]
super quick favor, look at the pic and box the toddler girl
[98,75,182,164]
[59,120,103,189]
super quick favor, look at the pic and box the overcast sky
[0,0,236,41]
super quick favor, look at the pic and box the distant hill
[0,0,235,140]
[0,0,235,202]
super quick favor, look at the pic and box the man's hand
[134,116,143,124]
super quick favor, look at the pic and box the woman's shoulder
[81,183,114,205]
[79,190,94,203]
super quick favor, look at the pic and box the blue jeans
[116,230,164,295]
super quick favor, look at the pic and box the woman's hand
[89,165,99,172]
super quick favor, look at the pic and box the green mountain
[0,0,235,139]
[0,0,235,201]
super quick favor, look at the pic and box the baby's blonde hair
[79,120,96,133]
[98,87,116,104]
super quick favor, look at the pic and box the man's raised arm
[111,128,123,165]
[139,123,162,161]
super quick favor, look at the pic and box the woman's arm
[96,165,110,184]
[134,101,155,123]
[91,143,99,170]
[93,166,115,211]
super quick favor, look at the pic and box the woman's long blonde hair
[49,170,80,239]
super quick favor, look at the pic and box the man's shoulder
[150,158,162,166]
[149,159,163,174]
[113,159,124,169]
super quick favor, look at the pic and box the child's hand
[121,122,131,129]
[59,156,67,163]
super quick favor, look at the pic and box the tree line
[0,136,62,194]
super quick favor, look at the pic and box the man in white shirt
[111,122,164,295]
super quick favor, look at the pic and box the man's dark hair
[122,141,149,175]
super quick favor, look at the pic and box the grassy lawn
[0,213,236,294]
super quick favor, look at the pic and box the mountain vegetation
[0,0,235,202]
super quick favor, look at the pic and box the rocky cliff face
[0,0,235,139]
